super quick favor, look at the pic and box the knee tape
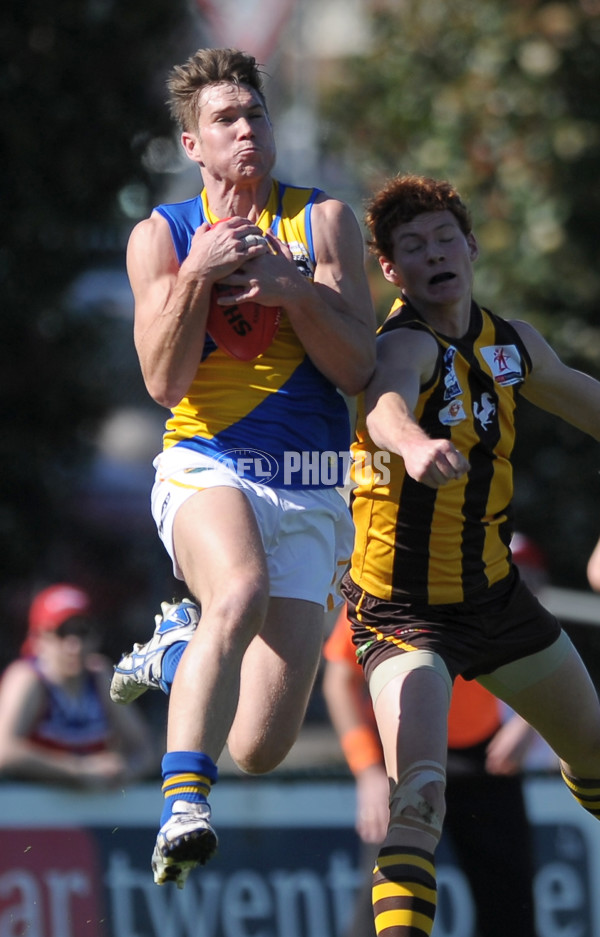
[368,650,452,707]
[389,760,446,841]
[478,630,572,699]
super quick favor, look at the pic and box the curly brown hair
[365,174,472,262]
[167,48,268,133]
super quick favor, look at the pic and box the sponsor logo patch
[480,344,523,386]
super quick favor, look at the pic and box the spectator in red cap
[0,584,157,788]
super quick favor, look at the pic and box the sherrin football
[207,284,281,361]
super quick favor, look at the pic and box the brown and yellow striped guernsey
[349,297,532,604]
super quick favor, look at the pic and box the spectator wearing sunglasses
[0,583,157,788]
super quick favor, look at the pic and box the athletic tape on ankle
[389,760,446,838]
[368,650,452,706]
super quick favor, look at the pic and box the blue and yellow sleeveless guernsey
[349,298,532,605]
[153,179,350,489]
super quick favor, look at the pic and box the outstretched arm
[364,329,470,488]
[514,319,600,439]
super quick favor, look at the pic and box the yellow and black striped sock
[561,769,600,818]
[372,846,437,936]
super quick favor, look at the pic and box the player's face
[182,82,276,184]
[381,210,478,314]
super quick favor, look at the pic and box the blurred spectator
[510,531,548,594]
[0,584,157,788]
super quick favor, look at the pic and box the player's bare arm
[365,329,470,488]
[129,213,268,407]
[0,662,46,744]
[268,195,376,396]
[513,319,600,440]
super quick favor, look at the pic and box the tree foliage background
[1,0,196,661]
[320,0,600,589]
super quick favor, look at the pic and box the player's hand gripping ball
[206,224,281,360]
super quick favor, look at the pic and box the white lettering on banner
[326,852,364,935]
[106,848,593,937]
[432,866,476,937]
[0,778,594,937]
[107,851,346,937]
[106,853,148,936]
[221,871,272,935]
[0,868,93,937]
[0,871,43,937]
[105,850,483,937]
[534,863,586,937]
[107,852,223,937]
[271,870,330,937]
[0,835,593,937]
[45,871,91,937]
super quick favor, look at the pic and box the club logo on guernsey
[288,242,314,279]
[439,346,466,425]
[439,398,467,426]
[480,344,524,386]
[443,347,462,400]
[473,391,497,429]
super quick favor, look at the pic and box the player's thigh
[508,643,600,767]
[173,485,269,605]
[232,596,325,742]
[373,666,450,847]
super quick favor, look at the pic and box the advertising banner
[0,776,598,937]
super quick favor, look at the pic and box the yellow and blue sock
[160,751,218,826]
[159,644,187,694]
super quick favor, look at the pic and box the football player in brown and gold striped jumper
[342,173,600,937]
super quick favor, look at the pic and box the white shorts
[151,446,354,609]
